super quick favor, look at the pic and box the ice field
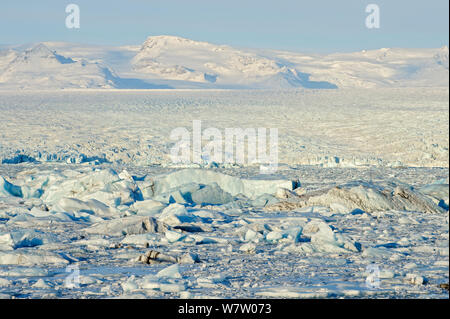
[0,88,448,299]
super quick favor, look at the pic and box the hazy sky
[0,0,448,52]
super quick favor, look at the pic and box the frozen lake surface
[0,88,448,299]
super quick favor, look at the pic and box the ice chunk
[362,247,394,258]
[405,273,426,285]
[0,230,57,250]
[53,197,117,217]
[41,168,141,207]
[239,243,256,253]
[266,231,283,243]
[84,216,168,236]
[159,283,186,293]
[158,203,198,226]
[0,233,14,250]
[177,252,200,264]
[121,233,158,246]
[130,200,166,216]
[0,250,69,265]
[147,169,297,199]
[32,279,53,289]
[251,193,279,207]
[305,221,360,253]
[165,230,186,243]
[151,182,201,204]
[268,183,446,214]
[191,183,233,205]
[275,187,295,199]
[0,278,11,288]
[121,276,140,292]
[137,250,198,264]
[79,275,101,286]
[419,183,449,202]
[244,229,263,242]
[0,176,22,197]
[284,227,303,242]
[156,264,182,279]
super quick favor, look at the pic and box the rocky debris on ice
[137,250,200,265]
[84,216,168,236]
[439,283,449,291]
[266,182,446,214]
[144,169,298,200]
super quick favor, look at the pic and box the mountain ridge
[0,35,447,89]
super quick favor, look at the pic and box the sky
[0,0,448,53]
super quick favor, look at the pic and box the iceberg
[84,216,168,236]
[145,169,298,199]
[0,176,22,197]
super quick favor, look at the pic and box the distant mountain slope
[273,46,449,88]
[0,37,447,89]
[0,44,118,89]
[131,35,335,88]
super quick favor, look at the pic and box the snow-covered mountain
[0,44,118,89]
[274,45,449,88]
[0,36,447,89]
[131,35,328,88]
